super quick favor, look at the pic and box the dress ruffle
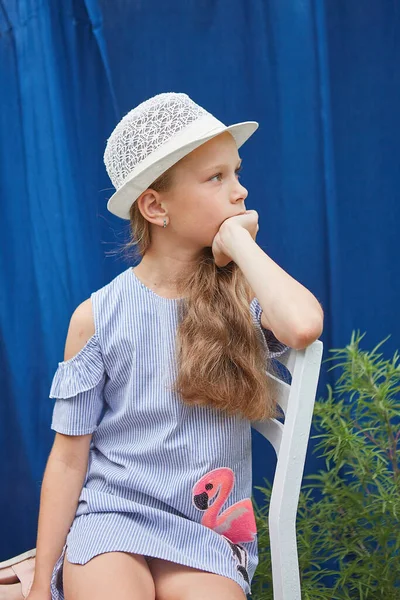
[49,334,105,399]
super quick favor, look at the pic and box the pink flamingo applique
[192,467,257,584]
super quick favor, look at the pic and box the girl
[27,92,323,600]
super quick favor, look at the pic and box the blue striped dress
[49,266,289,598]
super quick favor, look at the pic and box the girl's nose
[232,181,248,203]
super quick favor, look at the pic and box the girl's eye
[210,173,223,182]
[209,167,242,182]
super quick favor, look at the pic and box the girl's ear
[137,189,165,222]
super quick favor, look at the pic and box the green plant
[252,331,400,599]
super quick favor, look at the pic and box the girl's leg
[148,558,246,600]
[63,551,155,600]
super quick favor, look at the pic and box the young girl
[28,92,323,600]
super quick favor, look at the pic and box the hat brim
[106,120,259,220]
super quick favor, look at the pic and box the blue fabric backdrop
[1,0,399,559]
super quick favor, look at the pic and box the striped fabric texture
[49,267,289,598]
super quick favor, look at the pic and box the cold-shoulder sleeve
[49,333,107,435]
[250,297,290,359]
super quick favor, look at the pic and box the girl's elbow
[291,317,324,350]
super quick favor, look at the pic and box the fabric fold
[49,334,105,399]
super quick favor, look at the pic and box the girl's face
[156,131,249,248]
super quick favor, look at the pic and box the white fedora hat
[104,92,259,220]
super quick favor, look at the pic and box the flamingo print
[192,467,257,584]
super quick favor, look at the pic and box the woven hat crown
[103,93,211,191]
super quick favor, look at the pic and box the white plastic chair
[251,339,324,600]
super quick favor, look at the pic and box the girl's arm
[31,300,96,594]
[30,434,92,594]
[219,226,324,349]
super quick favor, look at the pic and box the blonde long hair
[121,167,279,422]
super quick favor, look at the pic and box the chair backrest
[251,339,324,600]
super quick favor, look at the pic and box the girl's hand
[212,210,259,267]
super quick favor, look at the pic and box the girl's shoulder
[92,267,130,295]
[90,266,151,335]
[90,267,133,310]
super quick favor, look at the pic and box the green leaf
[252,332,400,598]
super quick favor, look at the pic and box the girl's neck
[133,255,196,295]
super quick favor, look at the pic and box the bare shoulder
[63,298,95,362]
